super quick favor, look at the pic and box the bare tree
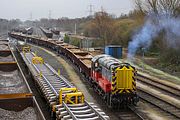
[135,0,180,15]
[92,11,115,46]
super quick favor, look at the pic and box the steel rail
[128,105,145,120]
[62,102,78,120]
[138,89,180,119]
[45,63,73,87]
[85,101,109,120]
[24,53,59,96]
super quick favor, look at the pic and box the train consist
[24,27,33,35]
[16,45,109,119]
[40,27,53,38]
[51,28,60,35]
[0,40,45,120]
[12,27,33,35]
[9,32,139,108]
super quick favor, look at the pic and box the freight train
[25,27,33,35]
[12,27,33,35]
[9,32,139,108]
[40,27,53,38]
[51,28,60,35]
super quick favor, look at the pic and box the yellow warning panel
[116,66,133,90]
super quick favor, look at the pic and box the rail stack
[0,40,45,120]
[20,46,109,120]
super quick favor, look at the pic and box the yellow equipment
[22,46,31,53]
[59,88,84,104]
[32,56,44,64]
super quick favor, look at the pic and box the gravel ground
[0,70,28,93]
[0,55,14,62]
[0,107,37,120]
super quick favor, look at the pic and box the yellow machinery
[32,56,44,77]
[22,46,31,53]
[32,56,44,64]
[59,88,84,104]
[53,87,84,112]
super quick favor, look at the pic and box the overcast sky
[0,0,134,20]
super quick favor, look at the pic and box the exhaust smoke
[127,12,180,59]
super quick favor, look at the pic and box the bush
[70,37,80,47]
[64,34,70,43]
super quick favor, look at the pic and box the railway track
[9,32,180,119]
[25,43,145,120]
[55,101,108,119]
[139,89,180,119]
[9,32,145,119]
[137,74,180,99]
[21,51,109,120]
[137,75,180,119]
[12,36,147,119]
[117,106,144,120]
